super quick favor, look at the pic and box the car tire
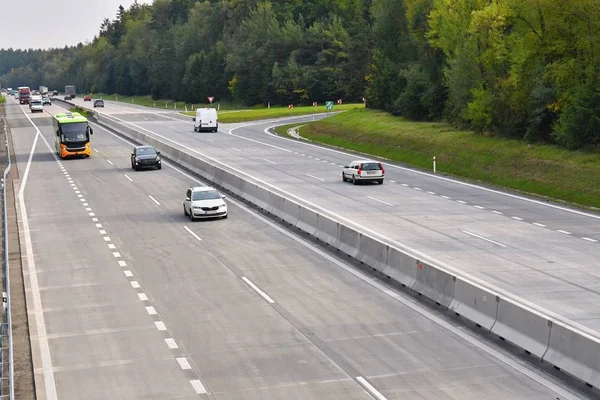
[342,172,347,182]
[222,214,228,219]
[352,175,358,185]
[378,179,384,184]
[184,204,189,216]
[189,212,195,222]
[157,164,162,170]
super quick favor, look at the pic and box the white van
[193,108,218,132]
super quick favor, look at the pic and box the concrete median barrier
[413,262,455,307]
[335,224,361,258]
[88,110,600,389]
[383,248,418,288]
[491,299,551,358]
[357,235,388,272]
[296,207,319,236]
[449,279,498,330]
[544,322,600,387]
[315,215,339,246]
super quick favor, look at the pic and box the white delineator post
[433,156,437,173]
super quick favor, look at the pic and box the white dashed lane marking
[130,281,140,289]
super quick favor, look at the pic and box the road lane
[6,101,201,399]
[81,108,600,337]
[22,98,590,398]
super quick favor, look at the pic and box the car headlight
[220,203,227,208]
[135,157,141,162]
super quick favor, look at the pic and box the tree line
[1,0,599,150]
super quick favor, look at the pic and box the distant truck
[64,85,76,99]
[18,86,31,104]
[39,86,48,95]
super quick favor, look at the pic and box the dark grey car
[93,99,104,108]
[131,146,162,170]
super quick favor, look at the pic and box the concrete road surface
[65,96,600,340]
[2,99,592,399]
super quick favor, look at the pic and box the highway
[68,97,600,337]
[3,98,592,399]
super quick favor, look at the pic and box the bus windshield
[60,122,88,142]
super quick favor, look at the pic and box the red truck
[18,87,31,104]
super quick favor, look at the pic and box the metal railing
[0,113,13,399]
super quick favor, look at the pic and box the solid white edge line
[148,195,161,206]
[190,379,208,394]
[367,196,394,207]
[16,117,59,399]
[305,173,324,182]
[241,277,275,304]
[356,376,388,400]
[31,110,581,398]
[462,230,507,248]
[183,226,202,242]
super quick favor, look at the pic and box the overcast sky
[1,0,153,50]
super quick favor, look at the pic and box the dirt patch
[1,104,36,399]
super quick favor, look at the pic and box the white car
[183,186,228,220]
[342,160,385,185]
[29,99,44,113]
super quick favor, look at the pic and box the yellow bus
[52,112,94,158]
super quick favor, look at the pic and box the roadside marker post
[433,156,436,173]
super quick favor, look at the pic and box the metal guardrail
[0,112,13,399]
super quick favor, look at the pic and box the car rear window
[361,162,381,170]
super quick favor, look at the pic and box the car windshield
[32,101,41,105]
[136,147,156,156]
[361,162,381,170]
[95,100,103,103]
[192,190,220,201]
[60,122,88,142]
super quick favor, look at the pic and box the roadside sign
[326,101,333,110]
[312,101,317,107]
[207,96,214,103]
[337,99,343,104]
[288,104,294,109]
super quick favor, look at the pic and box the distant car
[83,95,91,101]
[64,95,71,100]
[131,145,161,170]
[52,90,58,96]
[342,160,385,185]
[29,99,44,113]
[183,186,227,220]
[42,97,51,105]
[93,99,104,108]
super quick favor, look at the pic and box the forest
[1,0,599,150]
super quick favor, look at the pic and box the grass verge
[184,103,364,123]
[69,107,92,118]
[93,93,246,111]
[282,108,600,209]
[0,95,5,104]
